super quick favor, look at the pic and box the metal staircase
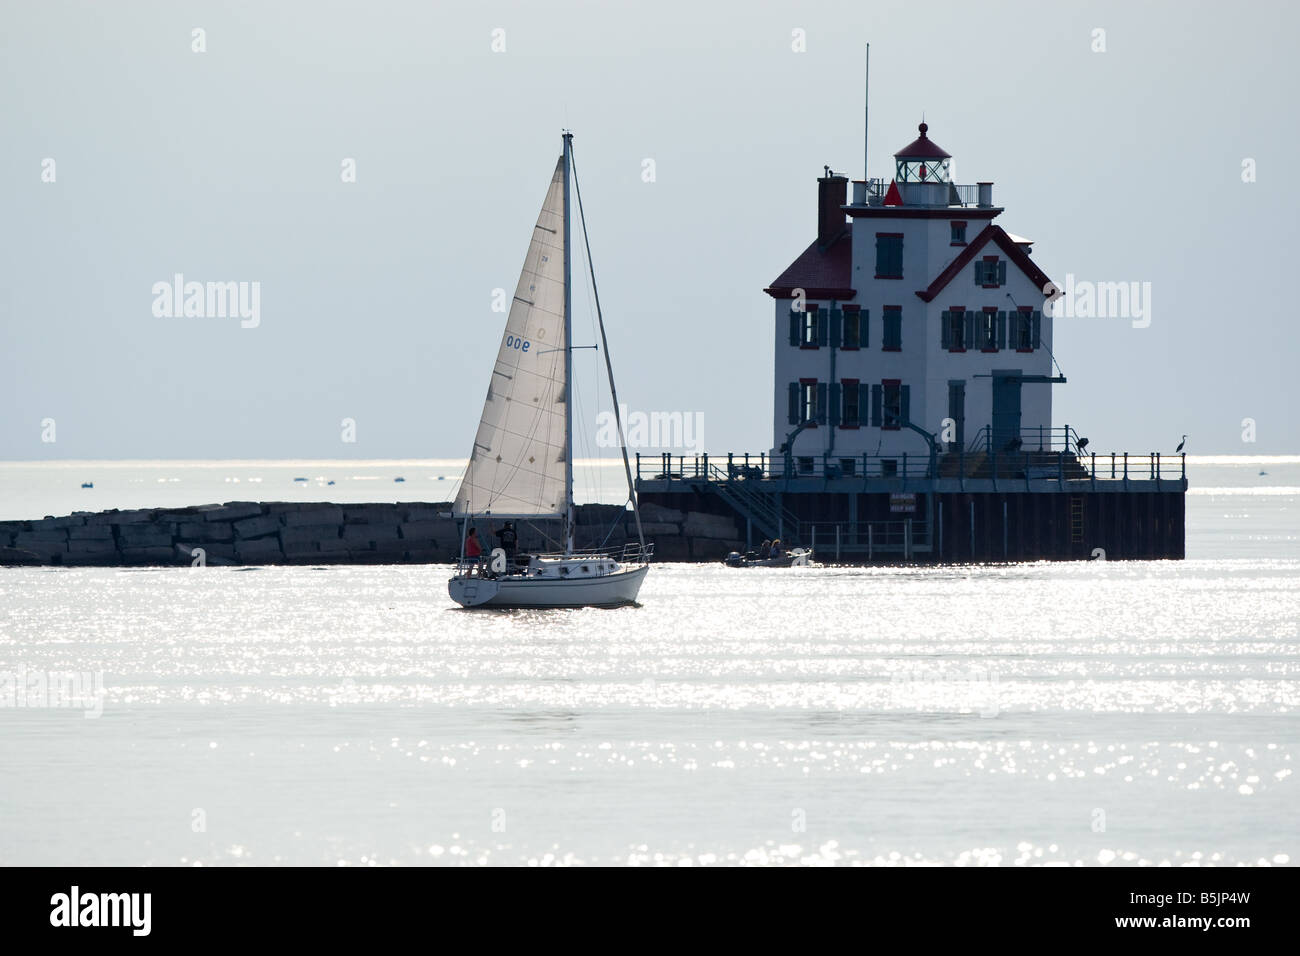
[693,465,803,544]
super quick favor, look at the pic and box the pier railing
[800,519,930,560]
[635,446,1187,487]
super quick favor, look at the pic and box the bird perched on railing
[1076,437,1089,454]
[1003,437,1023,453]
[1175,434,1187,454]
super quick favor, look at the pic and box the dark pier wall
[926,491,1185,562]
[638,488,1186,563]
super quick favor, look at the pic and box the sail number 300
[505,335,531,353]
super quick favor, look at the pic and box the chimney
[817,168,848,248]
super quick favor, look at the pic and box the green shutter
[964,311,976,349]
[861,309,869,347]
[871,385,882,426]
[900,385,911,425]
[787,383,799,424]
[997,310,1007,350]
[998,260,1007,285]
[973,261,984,285]
[816,383,828,425]
[788,309,800,346]
[829,308,842,348]
[815,311,827,347]
[829,382,842,426]
[1031,310,1042,349]
[941,310,952,349]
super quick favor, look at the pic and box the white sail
[453,157,569,518]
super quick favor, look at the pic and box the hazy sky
[2,0,1297,460]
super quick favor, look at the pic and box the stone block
[68,538,118,554]
[176,521,233,542]
[682,512,738,539]
[204,503,263,522]
[283,505,344,527]
[640,502,685,524]
[343,523,400,543]
[234,539,283,562]
[69,525,115,540]
[15,529,67,543]
[233,514,282,539]
[636,522,680,536]
[179,543,236,563]
[120,546,174,564]
[118,527,173,549]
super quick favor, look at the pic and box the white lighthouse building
[765,122,1060,476]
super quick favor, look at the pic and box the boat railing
[456,541,653,575]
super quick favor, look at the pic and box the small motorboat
[80,481,93,489]
[724,548,813,568]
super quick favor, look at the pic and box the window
[951,221,967,245]
[839,458,857,477]
[974,257,1007,288]
[942,308,967,351]
[797,456,814,475]
[786,379,823,425]
[875,233,903,279]
[801,380,818,424]
[882,306,902,351]
[980,309,998,350]
[882,381,902,429]
[871,381,910,430]
[841,380,860,427]
[842,306,862,349]
[1015,308,1034,350]
[802,307,819,347]
[787,306,823,348]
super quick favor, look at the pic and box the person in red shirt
[465,526,482,560]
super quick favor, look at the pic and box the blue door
[991,372,1022,452]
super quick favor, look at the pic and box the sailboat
[447,132,652,609]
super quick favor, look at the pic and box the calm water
[0,458,1297,866]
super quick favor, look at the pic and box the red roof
[916,224,1055,303]
[763,228,853,299]
[895,122,951,160]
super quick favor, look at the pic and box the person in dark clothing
[493,522,518,568]
[758,540,772,560]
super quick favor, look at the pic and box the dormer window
[974,257,1006,288]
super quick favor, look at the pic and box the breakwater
[0,501,743,567]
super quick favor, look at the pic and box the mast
[562,131,576,555]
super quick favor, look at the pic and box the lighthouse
[766,120,1061,474]
[634,63,1186,564]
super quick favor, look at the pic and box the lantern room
[894,122,951,183]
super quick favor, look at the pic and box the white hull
[449,564,648,609]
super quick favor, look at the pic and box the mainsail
[452,157,569,517]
